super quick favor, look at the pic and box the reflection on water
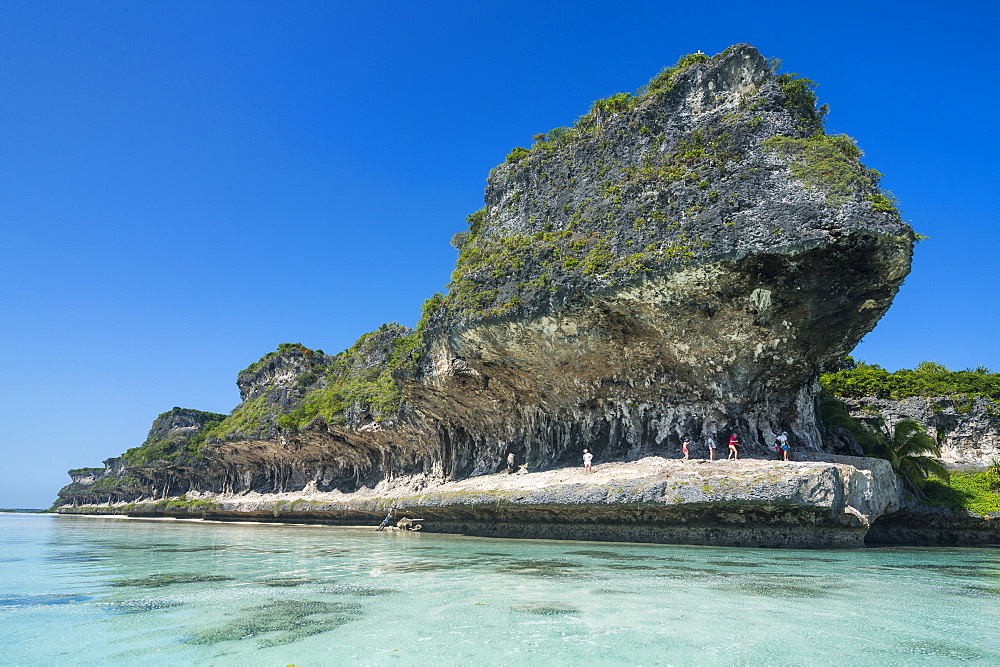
[1,513,998,664]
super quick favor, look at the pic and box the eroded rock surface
[844,396,1000,467]
[61,457,902,548]
[57,45,917,545]
[56,408,224,506]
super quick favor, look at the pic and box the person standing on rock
[681,438,691,461]
[728,434,740,460]
[707,435,717,460]
[376,507,394,532]
[583,449,593,473]
[778,432,791,461]
[506,452,516,474]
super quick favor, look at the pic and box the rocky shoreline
[59,455,1000,549]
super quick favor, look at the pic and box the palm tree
[988,457,1000,490]
[868,418,950,499]
[818,395,881,452]
[819,396,948,499]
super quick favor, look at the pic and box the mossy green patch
[208,393,277,439]
[896,640,982,661]
[564,550,647,561]
[716,581,828,599]
[122,407,227,465]
[97,598,185,614]
[447,135,717,320]
[763,134,876,206]
[714,572,841,599]
[275,300,443,431]
[495,559,585,578]
[381,561,456,574]
[706,560,764,568]
[955,585,1000,598]
[257,577,325,588]
[317,584,399,596]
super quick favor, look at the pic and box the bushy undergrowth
[122,408,226,465]
[276,297,445,431]
[821,359,1000,403]
[923,470,1000,515]
[276,324,416,430]
[239,342,322,377]
[504,51,711,165]
[763,134,888,208]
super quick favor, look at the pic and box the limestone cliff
[404,43,912,475]
[56,45,915,520]
[55,407,224,506]
[843,396,1000,467]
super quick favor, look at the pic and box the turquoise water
[1,514,998,665]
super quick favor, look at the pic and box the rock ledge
[58,456,901,548]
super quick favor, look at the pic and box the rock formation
[55,407,224,507]
[56,45,924,545]
[843,396,1000,467]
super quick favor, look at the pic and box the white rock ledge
[58,456,904,549]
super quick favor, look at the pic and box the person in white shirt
[777,432,790,460]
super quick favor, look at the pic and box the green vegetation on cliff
[505,52,712,165]
[821,359,1000,403]
[822,362,1000,507]
[122,407,226,465]
[445,46,892,321]
[239,342,324,377]
[209,296,447,436]
[774,69,828,134]
[924,470,1000,515]
[276,322,420,429]
[448,216,708,318]
[204,393,278,440]
[451,126,740,318]
[763,134,887,207]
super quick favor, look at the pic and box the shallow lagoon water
[1,514,998,665]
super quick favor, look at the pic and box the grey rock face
[55,408,223,506]
[237,346,330,403]
[57,45,915,523]
[844,396,1000,467]
[140,407,224,451]
[410,44,912,474]
[868,503,1000,546]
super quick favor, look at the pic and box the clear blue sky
[2,0,997,507]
